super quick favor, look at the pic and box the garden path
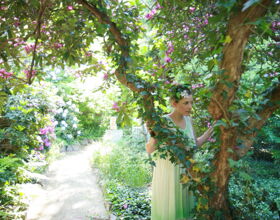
[25,142,110,220]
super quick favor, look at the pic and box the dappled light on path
[25,143,109,220]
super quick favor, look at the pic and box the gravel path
[24,143,109,220]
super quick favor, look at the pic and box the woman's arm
[146,137,157,154]
[190,117,214,147]
[196,126,214,147]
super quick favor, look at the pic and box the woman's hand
[196,121,216,147]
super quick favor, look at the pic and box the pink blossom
[24,69,37,78]
[0,69,13,79]
[67,5,74,10]
[123,204,128,209]
[203,19,208,25]
[54,42,63,49]
[166,42,174,55]
[43,138,51,147]
[155,3,163,10]
[24,44,35,54]
[207,137,216,143]
[145,9,157,20]
[103,73,109,80]
[189,7,196,13]
[184,34,188,39]
[14,21,20,27]
[145,12,154,20]
[112,102,120,111]
[191,83,204,89]
[164,56,172,63]
[165,80,171,84]
[40,128,48,135]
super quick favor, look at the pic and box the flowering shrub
[54,99,81,144]
[1,92,55,156]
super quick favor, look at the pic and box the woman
[146,84,214,220]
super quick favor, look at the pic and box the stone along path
[25,143,109,220]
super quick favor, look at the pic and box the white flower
[57,108,63,114]
[61,121,68,127]
[37,136,43,143]
[73,124,77,128]
[180,90,191,98]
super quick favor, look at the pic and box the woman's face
[172,95,193,116]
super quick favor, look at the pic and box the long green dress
[151,115,195,220]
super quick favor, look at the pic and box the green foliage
[92,138,151,187]
[254,113,280,163]
[228,158,280,219]
[92,131,152,219]
[1,91,53,156]
[0,155,28,219]
[104,182,150,220]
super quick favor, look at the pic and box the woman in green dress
[146,84,214,220]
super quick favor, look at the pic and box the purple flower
[112,102,120,111]
[166,42,174,55]
[54,42,63,49]
[145,13,154,20]
[40,128,48,135]
[0,69,13,79]
[164,56,172,63]
[67,5,74,10]
[24,69,37,78]
[103,73,109,80]
[155,3,163,10]
[189,7,196,13]
[24,43,35,54]
[207,137,216,143]
[123,204,128,209]
[145,9,157,20]
[203,19,208,25]
[43,138,51,147]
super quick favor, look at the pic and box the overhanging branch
[236,83,280,157]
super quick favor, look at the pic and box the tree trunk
[207,1,272,218]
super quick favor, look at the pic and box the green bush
[92,132,152,219]
[92,141,151,187]
[229,159,280,219]
[0,156,28,219]
[254,113,280,163]
[105,182,150,220]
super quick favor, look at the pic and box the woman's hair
[169,84,192,102]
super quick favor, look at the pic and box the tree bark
[207,0,272,218]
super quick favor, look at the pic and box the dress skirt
[151,115,196,220]
[151,157,195,220]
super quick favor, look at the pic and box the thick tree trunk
[207,1,272,218]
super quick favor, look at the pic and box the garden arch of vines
[0,0,279,219]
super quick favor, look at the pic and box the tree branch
[236,82,280,157]
[208,0,272,120]
[76,0,156,129]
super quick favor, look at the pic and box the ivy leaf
[224,35,232,44]
[242,0,260,12]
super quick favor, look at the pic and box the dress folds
[151,116,195,220]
